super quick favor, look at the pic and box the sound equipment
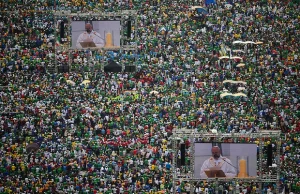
[58,65,69,73]
[124,65,136,72]
[60,21,65,43]
[267,144,273,167]
[180,144,185,166]
[127,21,131,38]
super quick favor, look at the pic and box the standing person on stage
[76,23,105,48]
[200,146,237,178]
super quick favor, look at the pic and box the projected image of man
[200,146,237,178]
[76,23,105,48]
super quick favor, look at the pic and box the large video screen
[194,143,257,179]
[71,21,121,49]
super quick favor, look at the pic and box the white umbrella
[221,92,247,98]
[223,80,247,85]
[223,80,234,84]
[225,4,233,9]
[232,50,245,53]
[191,6,205,9]
[244,41,256,44]
[66,80,75,86]
[79,171,87,176]
[237,87,246,91]
[255,41,264,45]
[237,63,245,67]
[81,80,90,88]
[124,90,137,95]
[232,93,247,97]
[219,56,230,59]
[220,92,233,98]
[150,90,159,95]
[230,56,243,60]
[233,40,243,44]
[81,80,90,85]
[235,81,247,85]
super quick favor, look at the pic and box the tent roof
[104,60,122,72]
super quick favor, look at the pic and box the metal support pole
[54,13,58,73]
[120,16,125,48]
[276,136,281,194]
[172,138,177,194]
[190,183,194,194]
[190,136,195,179]
[101,50,105,72]
[67,16,72,72]
[259,133,263,193]
[215,179,219,194]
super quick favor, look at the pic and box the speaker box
[127,21,131,38]
[124,65,136,72]
[58,65,69,73]
[60,21,65,43]
[267,144,272,167]
[180,144,185,166]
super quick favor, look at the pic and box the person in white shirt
[76,23,105,48]
[200,146,237,178]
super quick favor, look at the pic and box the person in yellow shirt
[151,164,156,171]
[234,33,241,38]
[162,144,167,152]
[11,165,16,171]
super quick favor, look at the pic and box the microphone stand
[92,32,106,43]
[222,158,239,174]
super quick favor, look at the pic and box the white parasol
[150,90,159,95]
[66,80,76,86]
[219,56,230,59]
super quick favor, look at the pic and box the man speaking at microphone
[76,23,105,48]
[200,146,237,178]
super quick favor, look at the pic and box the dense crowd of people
[0,0,299,193]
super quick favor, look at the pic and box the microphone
[222,158,238,170]
[93,31,106,42]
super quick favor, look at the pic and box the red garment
[133,149,138,155]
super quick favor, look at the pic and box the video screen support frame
[53,10,137,73]
[171,129,281,194]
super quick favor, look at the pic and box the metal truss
[53,10,137,17]
[68,47,138,73]
[172,129,281,138]
[172,130,281,194]
[174,177,278,183]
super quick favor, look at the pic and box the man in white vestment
[76,23,105,48]
[200,146,237,178]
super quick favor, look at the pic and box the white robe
[200,156,237,178]
[76,30,105,48]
